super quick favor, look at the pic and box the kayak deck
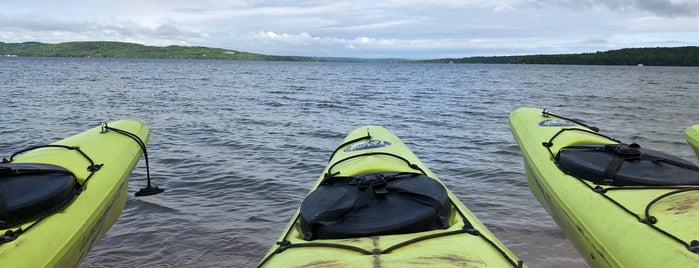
[259,126,523,267]
[0,120,149,267]
[509,107,699,267]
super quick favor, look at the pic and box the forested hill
[0,41,317,61]
[418,47,699,66]
[2,41,697,66]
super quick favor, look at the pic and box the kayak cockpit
[299,172,451,240]
[556,143,699,186]
[0,163,80,229]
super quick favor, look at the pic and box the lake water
[1,57,697,267]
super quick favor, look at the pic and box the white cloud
[493,4,516,12]
[0,0,697,58]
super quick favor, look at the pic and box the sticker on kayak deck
[538,119,577,127]
[344,140,392,152]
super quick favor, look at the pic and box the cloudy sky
[1,0,698,59]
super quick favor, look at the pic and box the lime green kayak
[686,125,699,163]
[0,120,152,267]
[259,126,524,267]
[509,107,699,267]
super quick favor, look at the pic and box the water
[1,57,698,267]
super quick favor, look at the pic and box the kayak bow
[259,126,524,267]
[0,120,152,267]
[509,107,699,267]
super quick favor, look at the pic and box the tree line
[0,41,317,61]
[418,47,699,66]
[2,41,697,66]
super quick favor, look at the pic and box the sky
[1,0,698,59]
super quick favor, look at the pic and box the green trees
[1,41,697,66]
[422,47,699,66]
[0,41,316,61]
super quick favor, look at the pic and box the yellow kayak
[259,126,524,267]
[509,107,699,267]
[686,125,699,163]
[0,119,159,267]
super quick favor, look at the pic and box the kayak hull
[509,107,699,267]
[0,120,149,267]
[259,126,523,267]
[686,124,699,163]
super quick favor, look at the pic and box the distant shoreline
[412,46,699,66]
[1,41,697,66]
[0,41,319,62]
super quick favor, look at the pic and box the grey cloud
[0,15,87,32]
[155,24,182,37]
[0,14,203,44]
[537,0,697,17]
[634,0,695,17]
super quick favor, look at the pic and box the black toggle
[639,216,657,224]
[592,186,607,193]
[274,240,291,253]
[689,240,699,253]
[0,229,22,244]
[87,164,103,172]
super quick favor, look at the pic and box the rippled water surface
[1,57,697,267]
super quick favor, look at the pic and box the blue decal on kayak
[344,140,392,152]
[538,119,577,127]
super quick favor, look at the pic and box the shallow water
[1,57,697,267]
